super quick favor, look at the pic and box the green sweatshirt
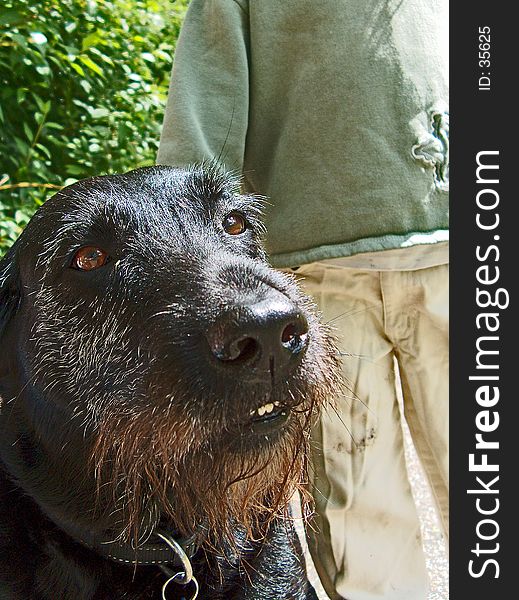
[157,0,449,268]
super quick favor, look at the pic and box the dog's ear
[0,247,21,339]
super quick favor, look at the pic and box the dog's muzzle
[204,294,310,434]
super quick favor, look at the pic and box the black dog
[0,166,341,599]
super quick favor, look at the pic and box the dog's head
[0,165,341,548]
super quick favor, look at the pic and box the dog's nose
[207,298,309,377]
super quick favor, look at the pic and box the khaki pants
[296,263,448,600]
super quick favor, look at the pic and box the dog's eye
[72,247,109,271]
[223,212,247,235]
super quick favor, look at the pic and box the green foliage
[0,0,188,252]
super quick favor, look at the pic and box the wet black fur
[0,166,328,599]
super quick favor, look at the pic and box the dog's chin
[91,401,312,549]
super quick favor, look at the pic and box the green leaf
[32,93,46,112]
[14,136,30,155]
[15,210,31,224]
[90,107,110,119]
[63,45,80,57]
[45,134,67,147]
[36,143,52,159]
[0,9,26,27]
[72,99,90,110]
[65,165,86,176]
[44,122,65,131]
[78,55,104,77]
[79,79,92,94]
[69,62,86,77]
[10,33,28,49]
[23,122,34,141]
[36,65,51,76]
[29,32,48,45]
[81,31,103,51]
[90,48,114,65]
[17,88,27,104]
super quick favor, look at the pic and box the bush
[0,0,188,252]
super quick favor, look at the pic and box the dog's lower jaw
[93,376,334,547]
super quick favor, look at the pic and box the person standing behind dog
[157,1,448,599]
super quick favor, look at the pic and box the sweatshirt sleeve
[157,0,250,173]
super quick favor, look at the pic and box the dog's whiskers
[325,301,383,326]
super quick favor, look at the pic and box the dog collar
[83,529,199,568]
[54,517,199,567]
[57,520,201,598]
[89,530,201,600]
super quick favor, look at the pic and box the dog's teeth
[274,401,281,407]
[252,403,279,418]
